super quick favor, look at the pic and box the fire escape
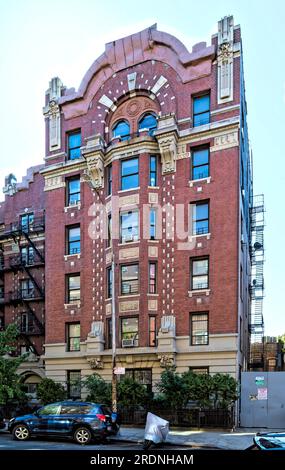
[0,216,45,355]
[249,195,265,368]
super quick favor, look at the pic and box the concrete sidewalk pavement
[110,426,284,450]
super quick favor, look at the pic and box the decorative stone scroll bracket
[157,134,177,174]
[155,114,178,174]
[82,134,106,189]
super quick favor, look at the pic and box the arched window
[138,113,157,136]
[112,120,130,141]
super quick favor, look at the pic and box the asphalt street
[0,432,190,450]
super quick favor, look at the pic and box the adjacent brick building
[0,15,256,397]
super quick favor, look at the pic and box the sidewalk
[111,426,283,450]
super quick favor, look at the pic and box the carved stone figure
[87,358,104,369]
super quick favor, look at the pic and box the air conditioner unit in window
[122,338,135,347]
[70,199,79,206]
[124,234,134,242]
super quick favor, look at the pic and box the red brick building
[0,15,256,396]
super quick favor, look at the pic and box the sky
[0,0,284,336]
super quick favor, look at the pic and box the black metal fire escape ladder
[249,195,265,344]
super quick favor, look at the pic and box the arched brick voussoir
[87,61,178,138]
[59,24,215,120]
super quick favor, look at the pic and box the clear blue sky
[0,0,284,336]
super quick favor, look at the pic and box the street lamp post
[111,256,117,413]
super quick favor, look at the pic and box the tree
[117,376,150,407]
[82,373,111,404]
[37,378,66,405]
[211,373,238,409]
[0,324,27,407]
[278,333,285,344]
[182,370,214,408]
[156,369,189,409]
[157,369,239,410]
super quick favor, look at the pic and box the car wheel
[12,424,30,441]
[74,427,92,445]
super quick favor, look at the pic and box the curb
[109,436,221,450]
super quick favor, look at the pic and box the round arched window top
[138,113,157,136]
[112,120,130,141]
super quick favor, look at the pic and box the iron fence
[118,406,234,428]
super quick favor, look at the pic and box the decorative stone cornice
[105,137,159,164]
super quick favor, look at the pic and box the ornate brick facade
[0,16,253,393]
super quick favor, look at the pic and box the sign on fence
[114,367,125,375]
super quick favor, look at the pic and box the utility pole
[111,255,117,413]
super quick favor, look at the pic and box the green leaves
[83,373,112,404]
[157,370,239,409]
[0,324,28,406]
[117,377,149,407]
[37,378,66,405]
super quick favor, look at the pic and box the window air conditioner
[70,199,78,206]
[122,338,135,347]
[124,234,134,242]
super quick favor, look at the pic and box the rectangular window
[189,367,209,375]
[107,214,112,248]
[192,147,209,180]
[149,316,157,347]
[67,323,81,351]
[193,94,210,127]
[120,211,139,243]
[125,369,152,393]
[20,345,31,356]
[191,257,209,290]
[121,317,139,347]
[121,157,139,190]
[20,246,34,265]
[149,155,157,186]
[68,131,81,160]
[66,177,80,206]
[148,262,157,294]
[20,213,34,231]
[107,266,112,298]
[67,225,80,255]
[192,201,209,235]
[149,208,156,240]
[67,370,81,399]
[107,164,112,196]
[20,279,34,299]
[121,264,139,295]
[67,274,80,303]
[191,313,209,345]
[21,312,34,334]
[106,318,112,349]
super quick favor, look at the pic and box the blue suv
[8,401,120,445]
